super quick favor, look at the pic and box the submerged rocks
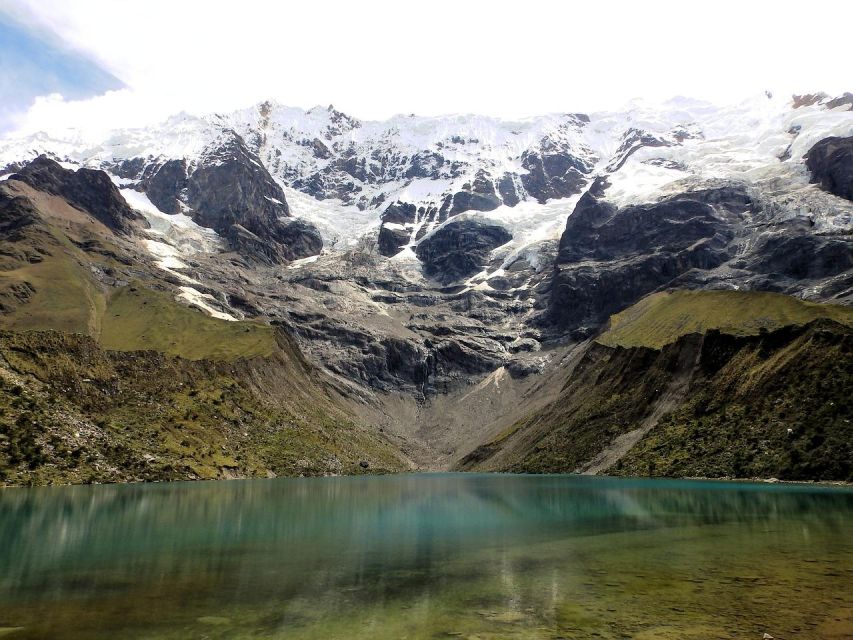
[416,220,512,285]
[806,136,853,201]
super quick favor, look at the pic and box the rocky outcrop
[806,136,853,201]
[416,220,512,284]
[549,186,749,332]
[520,142,592,204]
[184,132,322,263]
[143,159,188,215]
[377,202,418,256]
[186,133,289,227]
[103,132,324,263]
[0,188,42,242]
[11,156,146,235]
[743,234,853,280]
[378,226,410,257]
[447,171,502,215]
[497,173,520,206]
[382,202,418,225]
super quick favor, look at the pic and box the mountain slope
[600,289,853,349]
[459,291,853,481]
[0,328,408,485]
[0,94,851,485]
[0,160,409,485]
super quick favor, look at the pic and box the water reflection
[1,474,851,639]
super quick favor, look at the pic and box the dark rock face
[183,132,322,263]
[11,156,146,235]
[550,186,750,332]
[448,171,502,215]
[185,133,290,227]
[743,234,853,280]
[497,173,520,206]
[273,218,324,260]
[144,159,188,215]
[378,226,410,257]
[416,219,512,284]
[520,149,590,203]
[806,136,853,201]
[111,157,146,180]
[382,201,417,225]
[377,201,418,256]
[0,188,40,236]
[102,134,324,263]
[227,223,321,266]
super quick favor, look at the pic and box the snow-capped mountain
[2,92,851,273]
[1,91,852,481]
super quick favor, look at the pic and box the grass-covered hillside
[460,290,853,482]
[613,318,852,480]
[599,289,853,349]
[0,180,409,485]
[0,329,408,486]
[0,183,276,361]
[100,285,276,360]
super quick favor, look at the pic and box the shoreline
[2,470,852,490]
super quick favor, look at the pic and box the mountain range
[0,91,851,485]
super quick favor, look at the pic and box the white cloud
[4,0,851,134]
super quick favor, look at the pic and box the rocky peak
[549,184,753,334]
[10,156,146,235]
[184,131,321,264]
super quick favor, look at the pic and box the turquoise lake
[1,473,851,639]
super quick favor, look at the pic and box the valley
[0,92,851,485]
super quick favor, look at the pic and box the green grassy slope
[0,330,408,486]
[599,289,853,349]
[101,286,276,360]
[0,190,407,485]
[460,291,853,481]
[613,320,852,480]
[0,196,276,361]
[0,226,105,336]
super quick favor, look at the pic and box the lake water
[0,474,851,639]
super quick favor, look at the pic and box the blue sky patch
[0,11,123,130]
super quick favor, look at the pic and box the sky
[0,0,849,135]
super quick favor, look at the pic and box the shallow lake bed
[1,473,851,639]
